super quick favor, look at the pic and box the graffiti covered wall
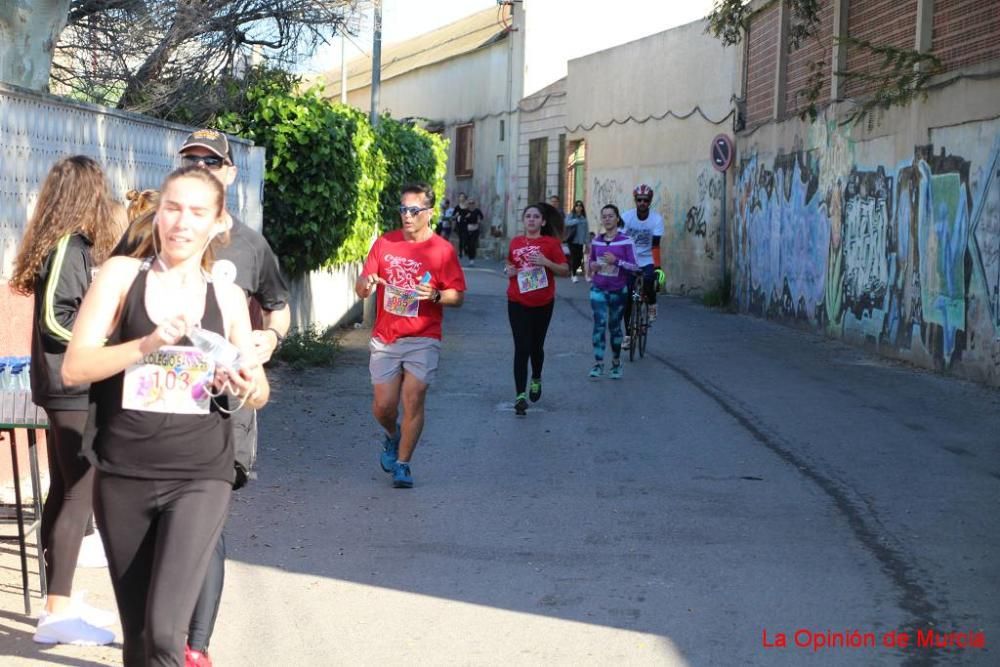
[733,117,1000,385]
[588,163,726,294]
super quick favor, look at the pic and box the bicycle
[626,273,650,362]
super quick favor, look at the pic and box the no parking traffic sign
[711,134,734,172]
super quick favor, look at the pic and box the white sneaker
[34,611,115,645]
[39,593,117,628]
[649,305,658,322]
[622,335,631,350]
[72,592,117,627]
[571,275,579,283]
[76,531,108,568]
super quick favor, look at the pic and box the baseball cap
[179,128,233,162]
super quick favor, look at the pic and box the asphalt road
[2,261,998,666]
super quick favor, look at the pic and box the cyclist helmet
[633,184,654,200]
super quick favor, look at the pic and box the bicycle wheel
[627,296,639,362]
[638,300,649,358]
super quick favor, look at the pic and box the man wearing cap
[176,129,290,667]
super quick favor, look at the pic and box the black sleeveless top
[89,261,234,482]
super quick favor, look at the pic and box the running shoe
[514,393,528,416]
[380,428,400,473]
[622,335,631,350]
[34,612,115,646]
[392,462,413,488]
[571,276,579,283]
[589,364,604,378]
[609,363,623,379]
[528,379,542,402]
[649,304,658,322]
[186,646,213,667]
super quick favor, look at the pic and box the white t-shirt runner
[621,208,664,267]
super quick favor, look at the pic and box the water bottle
[0,357,10,425]
[11,358,27,425]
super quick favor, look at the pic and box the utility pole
[340,31,348,104]
[363,0,384,327]
[370,0,382,127]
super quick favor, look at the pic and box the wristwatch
[432,289,442,304]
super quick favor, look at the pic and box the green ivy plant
[216,72,448,276]
[374,115,449,229]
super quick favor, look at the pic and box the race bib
[383,283,420,318]
[517,266,549,293]
[597,261,620,277]
[122,346,215,414]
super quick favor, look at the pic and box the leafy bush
[218,83,386,277]
[374,116,449,228]
[272,325,340,369]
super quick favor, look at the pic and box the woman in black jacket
[10,156,121,645]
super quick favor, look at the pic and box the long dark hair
[572,200,587,217]
[10,156,120,295]
[524,202,564,238]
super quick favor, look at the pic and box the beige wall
[563,20,741,293]
[515,79,567,224]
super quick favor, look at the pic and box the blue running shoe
[392,461,413,488]
[609,362,623,379]
[380,429,400,473]
[589,363,604,378]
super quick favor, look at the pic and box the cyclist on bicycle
[621,183,664,348]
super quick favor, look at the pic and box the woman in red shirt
[504,202,570,415]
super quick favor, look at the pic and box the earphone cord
[204,377,253,414]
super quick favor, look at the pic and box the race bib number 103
[122,346,215,414]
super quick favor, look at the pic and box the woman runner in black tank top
[90,260,233,481]
[63,167,270,667]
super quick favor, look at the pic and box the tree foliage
[706,0,943,125]
[374,117,449,230]
[217,77,385,277]
[215,71,449,278]
[51,0,363,124]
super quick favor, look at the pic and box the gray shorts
[369,337,442,385]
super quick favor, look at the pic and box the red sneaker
[185,646,213,667]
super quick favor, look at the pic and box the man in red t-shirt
[355,182,467,488]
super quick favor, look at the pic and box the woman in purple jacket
[586,204,638,379]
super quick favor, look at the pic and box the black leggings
[464,229,480,260]
[568,243,584,275]
[187,532,225,652]
[95,473,230,667]
[507,300,554,394]
[40,409,93,597]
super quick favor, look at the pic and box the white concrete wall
[562,20,741,293]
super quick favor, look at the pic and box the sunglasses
[181,155,228,170]
[635,197,651,204]
[399,205,432,217]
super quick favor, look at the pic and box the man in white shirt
[621,184,664,346]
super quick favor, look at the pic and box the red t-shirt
[506,235,567,307]
[363,230,466,343]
